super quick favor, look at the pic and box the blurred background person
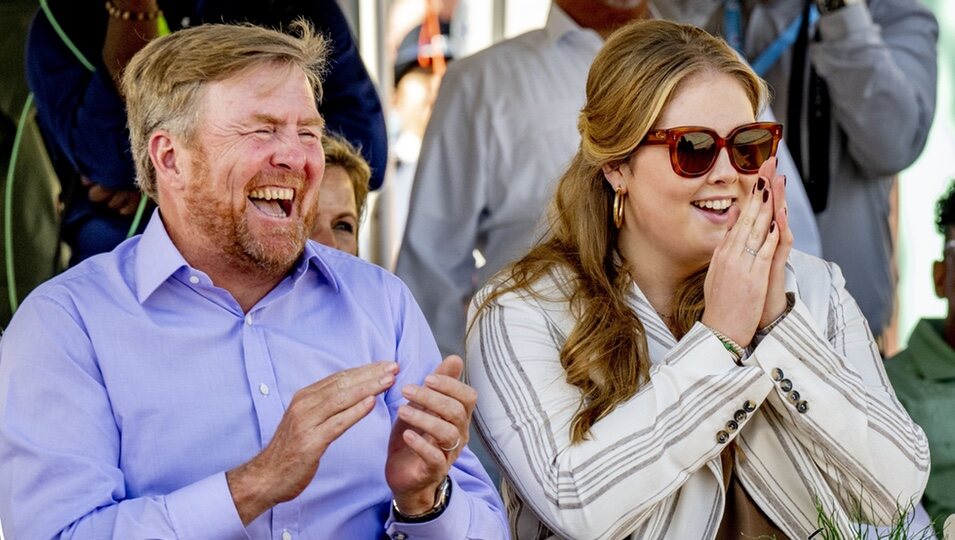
[311,134,371,257]
[886,179,955,535]
[383,20,454,265]
[25,0,387,265]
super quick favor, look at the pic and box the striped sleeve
[466,283,774,539]
[748,260,930,524]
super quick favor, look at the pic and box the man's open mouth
[248,187,294,218]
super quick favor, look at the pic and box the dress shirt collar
[544,3,602,46]
[134,210,339,304]
[907,319,955,381]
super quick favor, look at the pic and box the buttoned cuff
[385,476,469,540]
[166,472,249,540]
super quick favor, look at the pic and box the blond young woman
[466,19,929,540]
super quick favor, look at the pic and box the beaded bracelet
[105,0,163,21]
[709,328,745,366]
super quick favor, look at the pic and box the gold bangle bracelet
[105,0,162,21]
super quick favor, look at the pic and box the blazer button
[796,400,809,413]
[726,420,739,432]
[742,400,757,413]
[779,378,793,392]
[771,367,784,381]
[734,409,747,423]
[716,430,729,444]
[788,390,800,403]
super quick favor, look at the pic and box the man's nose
[271,135,308,172]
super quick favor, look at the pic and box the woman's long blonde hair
[472,20,768,443]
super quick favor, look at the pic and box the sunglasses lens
[674,131,717,176]
[730,128,775,173]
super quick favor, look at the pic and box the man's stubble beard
[185,153,317,279]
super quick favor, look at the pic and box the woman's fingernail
[770,221,776,233]
[763,190,769,203]
[757,177,766,191]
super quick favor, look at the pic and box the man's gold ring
[440,437,461,453]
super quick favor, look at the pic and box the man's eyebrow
[249,113,325,128]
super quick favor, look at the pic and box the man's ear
[934,259,946,299]
[601,161,631,194]
[148,131,184,188]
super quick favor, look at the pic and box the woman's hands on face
[701,157,790,347]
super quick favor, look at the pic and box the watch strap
[392,476,452,523]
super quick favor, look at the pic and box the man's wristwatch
[392,476,452,523]
[815,0,861,15]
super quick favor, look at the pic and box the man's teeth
[692,199,733,210]
[248,187,294,201]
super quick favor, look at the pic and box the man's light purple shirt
[0,212,506,539]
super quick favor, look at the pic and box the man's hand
[81,176,142,217]
[386,355,476,516]
[226,361,399,525]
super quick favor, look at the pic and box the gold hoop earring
[613,187,625,229]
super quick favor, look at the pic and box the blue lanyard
[724,0,744,52]
[724,3,820,77]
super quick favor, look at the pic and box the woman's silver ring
[743,246,759,257]
[440,437,461,453]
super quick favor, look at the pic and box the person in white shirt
[466,19,927,539]
[396,0,820,360]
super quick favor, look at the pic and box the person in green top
[886,180,955,534]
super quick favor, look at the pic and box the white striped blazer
[465,250,929,539]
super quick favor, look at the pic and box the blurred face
[170,63,325,276]
[310,165,359,256]
[934,230,955,314]
[606,71,758,273]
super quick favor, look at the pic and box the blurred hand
[81,176,142,216]
[386,355,476,515]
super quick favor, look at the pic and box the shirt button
[742,400,757,413]
[188,275,200,284]
[282,531,292,540]
[779,378,793,392]
[796,400,809,414]
[716,430,729,444]
[734,409,747,423]
[771,367,784,381]
[244,314,253,326]
[788,390,801,403]
[726,420,739,432]
[259,383,270,396]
